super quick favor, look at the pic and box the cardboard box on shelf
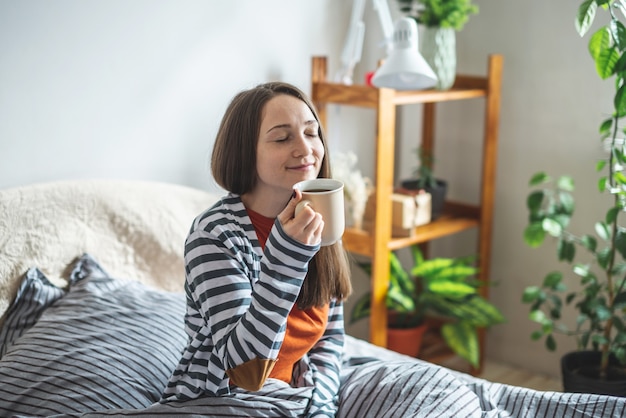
[362,191,432,237]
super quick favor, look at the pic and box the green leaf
[597,247,612,269]
[386,285,415,312]
[524,223,546,247]
[611,19,626,51]
[390,253,414,295]
[527,190,545,211]
[606,206,620,223]
[461,296,506,326]
[557,176,575,191]
[573,263,590,277]
[553,214,572,229]
[531,330,543,340]
[441,321,479,367]
[616,84,626,117]
[543,271,563,289]
[522,286,542,303]
[546,334,557,351]
[615,50,626,73]
[600,117,613,134]
[589,26,612,60]
[411,257,474,281]
[558,239,576,262]
[529,309,549,325]
[529,172,550,186]
[557,191,575,214]
[599,46,621,79]
[610,19,626,51]
[576,0,597,37]
[588,24,622,78]
[596,221,611,240]
[542,218,563,237]
[427,281,476,298]
[581,234,598,251]
[616,230,626,260]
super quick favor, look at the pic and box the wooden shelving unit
[311,55,503,370]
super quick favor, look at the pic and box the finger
[309,215,324,245]
[298,211,324,246]
[277,189,301,224]
[279,202,323,245]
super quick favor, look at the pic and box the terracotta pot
[561,350,626,396]
[386,324,428,358]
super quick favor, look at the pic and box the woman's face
[254,94,324,199]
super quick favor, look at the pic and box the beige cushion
[0,179,219,320]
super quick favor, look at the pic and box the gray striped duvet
[0,254,624,417]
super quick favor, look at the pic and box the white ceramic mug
[293,178,345,246]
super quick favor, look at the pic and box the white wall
[1,0,612,380]
[0,0,350,192]
[441,0,612,378]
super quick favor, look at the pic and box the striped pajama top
[161,194,345,417]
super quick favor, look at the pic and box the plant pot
[386,323,428,358]
[400,179,448,220]
[561,351,626,396]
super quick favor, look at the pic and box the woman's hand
[277,189,324,246]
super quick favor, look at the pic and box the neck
[241,189,291,218]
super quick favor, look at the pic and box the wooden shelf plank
[388,216,479,250]
[342,201,481,256]
[312,79,487,109]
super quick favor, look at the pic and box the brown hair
[211,81,352,308]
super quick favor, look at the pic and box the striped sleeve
[293,300,345,417]
[162,196,319,400]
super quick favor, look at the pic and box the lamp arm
[336,0,366,84]
[336,0,395,85]
[372,0,394,51]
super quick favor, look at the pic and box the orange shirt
[247,208,328,383]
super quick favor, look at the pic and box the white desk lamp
[336,0,437,90]
[371,17,437,90]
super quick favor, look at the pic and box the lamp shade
[371,17,437,90]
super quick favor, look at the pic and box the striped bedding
[0,254,624,418]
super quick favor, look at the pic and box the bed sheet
[0,254,624,418]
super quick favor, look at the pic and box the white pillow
[0,179,219,320]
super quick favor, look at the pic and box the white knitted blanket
[0,179,218,319]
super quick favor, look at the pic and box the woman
[161,82,352,417]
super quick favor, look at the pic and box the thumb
[277,189,301,224]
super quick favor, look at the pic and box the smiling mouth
[289,163,315,170]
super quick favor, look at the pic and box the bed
[0,179,624,418]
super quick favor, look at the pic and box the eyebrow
[266,120,318,134]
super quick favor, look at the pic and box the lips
[288,162,316,171]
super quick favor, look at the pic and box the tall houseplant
[396,0,479,89]
[522,0,626,395]
[351,246,505,368]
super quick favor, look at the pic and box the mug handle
[295,200,312,216]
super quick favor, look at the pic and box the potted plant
[521,0,626,396]
[396,0,479,89]
[351,245,505,368]
[399,145,448,220]
[396,0,478,30]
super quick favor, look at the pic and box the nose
[292,133,312,157]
